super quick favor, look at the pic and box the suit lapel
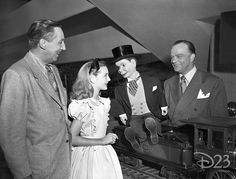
[141,75,152,102]
[176,70,202,111]
[24,53,63,107]
[51,66,67,106]
[119,80,131,107]
[170,75,181,105]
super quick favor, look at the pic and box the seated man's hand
[119,113,128,125]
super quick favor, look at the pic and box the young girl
[68,59,123,179]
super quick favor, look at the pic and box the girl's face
[93,66,110,91]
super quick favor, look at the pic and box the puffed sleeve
[68,99,90,122]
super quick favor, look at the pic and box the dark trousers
[0,147,13,179]
[129,113,159,142]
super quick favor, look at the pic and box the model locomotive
[112,117,236,179]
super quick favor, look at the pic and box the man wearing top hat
[112,45,168,152]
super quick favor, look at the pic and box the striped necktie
[45,65,59,95]
[128,76,140,96]
[180,75,187,94]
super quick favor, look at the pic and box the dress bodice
[68,97,110,138]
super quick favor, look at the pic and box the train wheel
[206,169,236,179]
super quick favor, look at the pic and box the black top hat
[112,45,137,63]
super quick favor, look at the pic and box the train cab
[181,117,236,179]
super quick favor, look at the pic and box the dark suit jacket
[114,74,167,123]
[0,53,71,179]
[164,70,228,126]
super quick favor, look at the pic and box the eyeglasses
[89,59,100,74]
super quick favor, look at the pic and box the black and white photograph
[0,1,236,179]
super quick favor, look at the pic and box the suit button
[66,139,69,143]
[194,108,197,111]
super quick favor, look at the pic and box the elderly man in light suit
[0,20,71,179]
[164,40,228,127]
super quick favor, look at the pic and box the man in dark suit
[112,45,168,152]
[0,20,71,179]
[164,40,228,127]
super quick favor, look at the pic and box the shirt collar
[29,51,48,75]
[127,72,140,82]
[180,66,197,83]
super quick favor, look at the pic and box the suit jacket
[164,70,228,126]
[0,53,71,179]
[114,74,167,123]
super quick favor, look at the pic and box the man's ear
[39,39,47,50]
[190,53,195,62]
[130,58,136,66]
[89,74,96,84]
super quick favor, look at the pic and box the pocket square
[197,89,210,99]
[152,86,157,92]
